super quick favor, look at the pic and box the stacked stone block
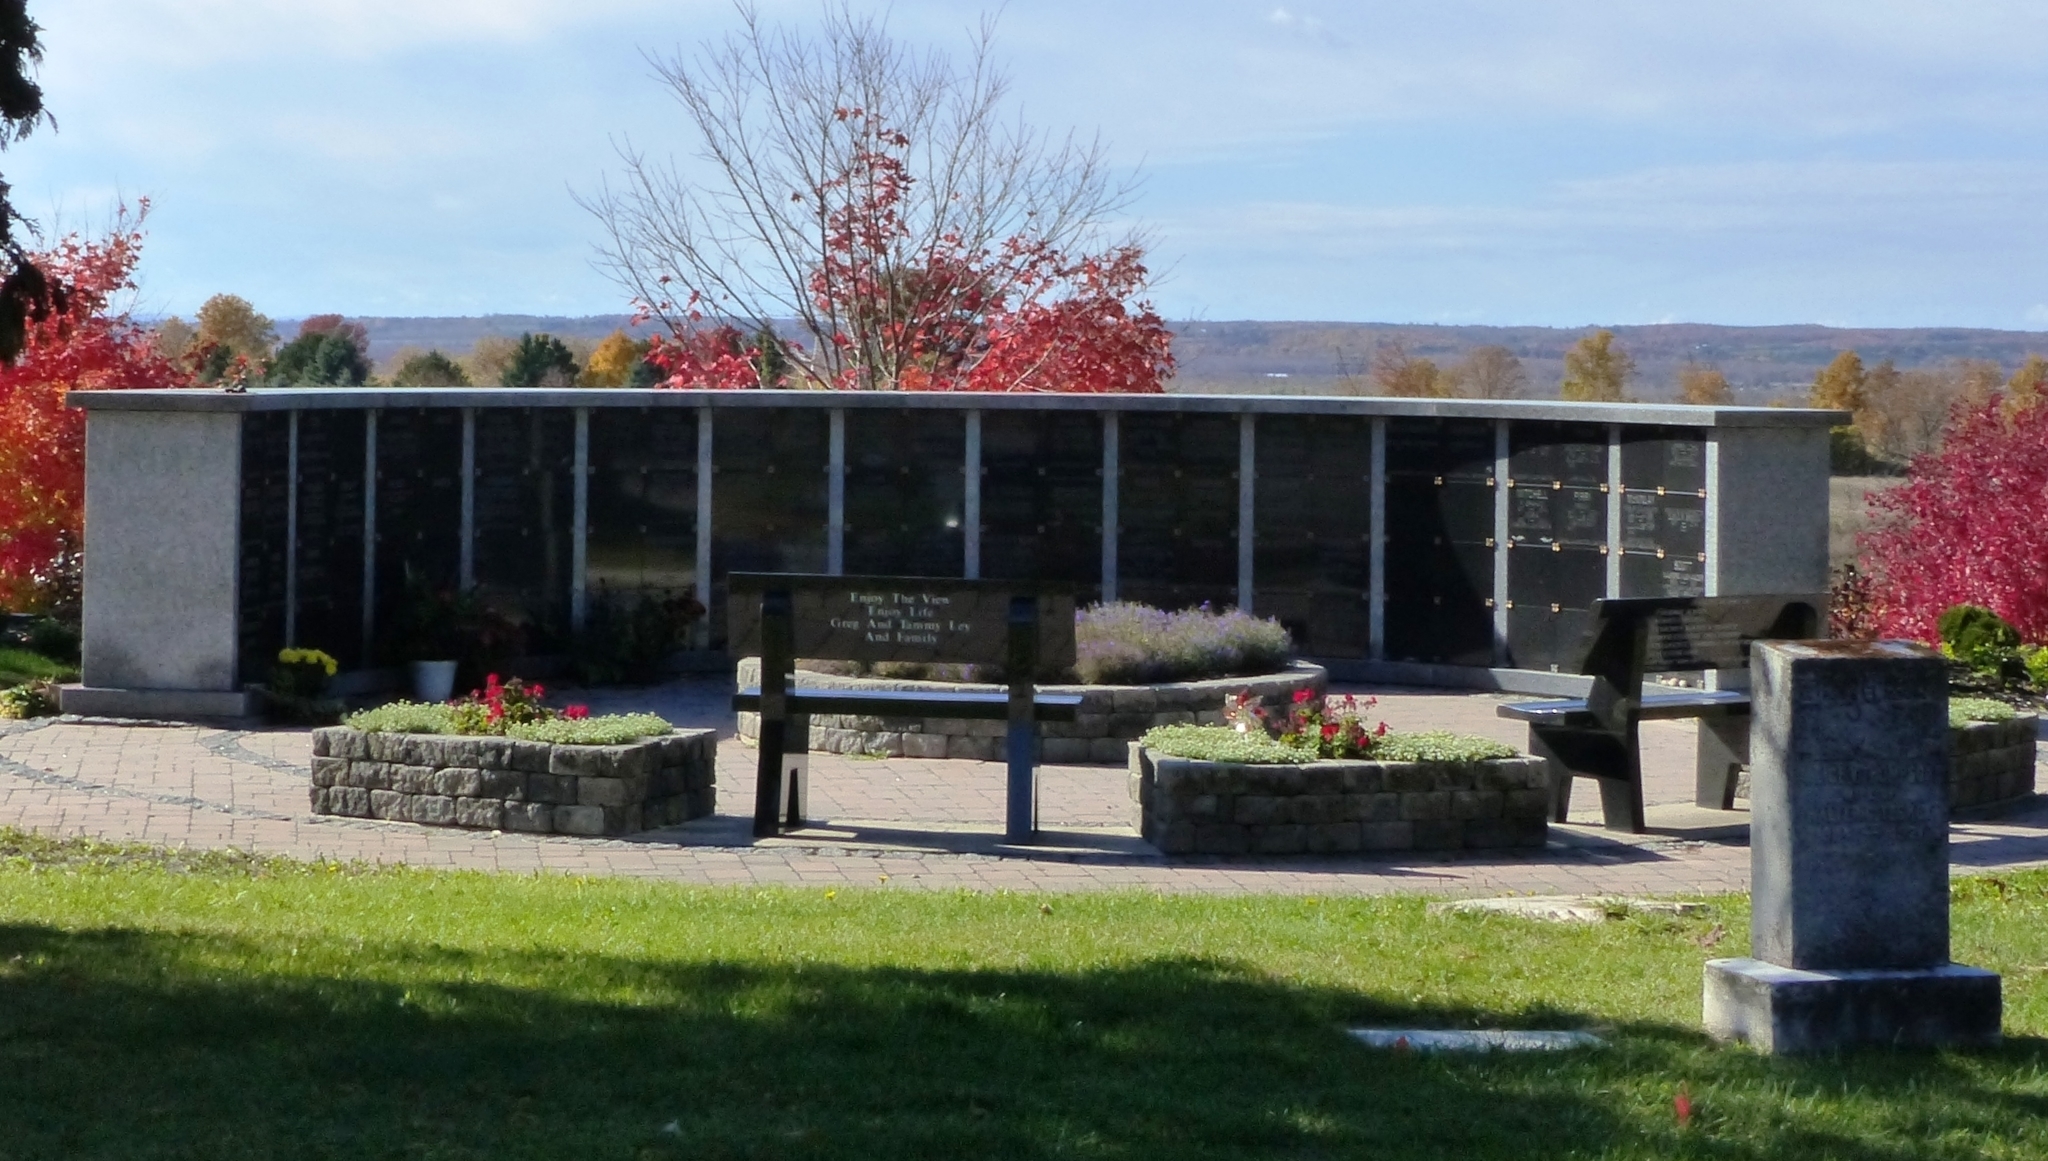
[735,658,1325,763]
[1736,715,2039,814]
[1950,715,2039,811]
[309,727,717,836]
[1129,744,1551,856]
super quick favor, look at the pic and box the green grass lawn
[0,645,76,687]
[3,830,2046,1159]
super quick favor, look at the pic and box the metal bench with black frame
[729,573,1082,843]
[1496,594,1823,833]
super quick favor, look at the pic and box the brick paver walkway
[3,679,2044,895]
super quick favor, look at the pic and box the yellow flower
[277,647,340,676]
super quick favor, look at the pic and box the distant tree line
[1338,327,2037,466]
[1808,349,2044,471]
[152,295,672,390]
[1343,328,1734,404]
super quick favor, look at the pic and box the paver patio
[2,679,2043,895]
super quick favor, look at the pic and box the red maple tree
[0,204,193,610]
[1861,394,2048,642]
[644,110,1172,394]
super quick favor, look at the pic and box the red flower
[1292,689,1313,705]
[565,705,590,720]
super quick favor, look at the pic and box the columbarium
[63,388,1840,717]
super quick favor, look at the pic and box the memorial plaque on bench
[1569,595,1825,674]
[728,574,1076,669]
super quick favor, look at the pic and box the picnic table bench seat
[733,687,1083,721]
[1496,595,1821,834]
[1496,687,1753,726]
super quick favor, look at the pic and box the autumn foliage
[0,207,192,609]
[640,108,1171,393]
[1861,394,2048,643]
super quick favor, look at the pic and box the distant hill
[326,315,2048,401]
[1166,321,2048,401]
[338,314,656,364]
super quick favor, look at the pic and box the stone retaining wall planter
[734,658,1325,763]
[1129,743,1550,856]
[309,727,717,836]
[1950,715,2039,811]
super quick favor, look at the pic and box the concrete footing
[1704,957,2002,1054]
[58,684,254,720]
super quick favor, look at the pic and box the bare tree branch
[577,1,1145,390]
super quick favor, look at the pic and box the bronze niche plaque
[727,574,1076,667]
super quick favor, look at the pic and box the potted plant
[404,593,468,702]
[260,647,342,724]
[383,573,476,702]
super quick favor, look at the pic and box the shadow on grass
[0,922,2042,1160]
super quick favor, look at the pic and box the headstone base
[1704,958,2001,1055]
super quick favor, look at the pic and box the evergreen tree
[0,2,49,362]
[501,332,580,389]
[272,329,370,385]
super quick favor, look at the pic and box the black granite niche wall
[1504,421,1609,670]
[473,409,575,648]
[372,409,464,662]
[236,411,291,682]
[1383,417,1496,666]
[1118,413,1239,610]
[1619,426,1709,599]
[843,409,964,577]
[978,410,1102,603]
[1253,415,1372,657]
[586,407,699,605]
[292,409,367,667]
[710,407,828,646]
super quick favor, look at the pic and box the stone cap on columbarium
[1704,638,2002,1054]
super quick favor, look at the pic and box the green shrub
[0,680,58,720]
[1938,604,2020,662]
[1141,724,1519,765]
[22,618,79,663]
[1950,697,2017,727]
[503,714,674,745]
[2028,646,2048,690]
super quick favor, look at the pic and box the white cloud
[18,1,2048,323]
[43,0,699,66]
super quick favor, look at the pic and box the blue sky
[19,1,2048,328]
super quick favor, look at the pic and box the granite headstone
[1703,640,2002,1054]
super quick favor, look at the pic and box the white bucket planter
[409,660,459,702]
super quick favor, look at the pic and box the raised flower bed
[308,676,716,836]
[1129,702,1548,855]
[1128,742,1551,856]
[1947,702,2038,811]
[310,727,717,836]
